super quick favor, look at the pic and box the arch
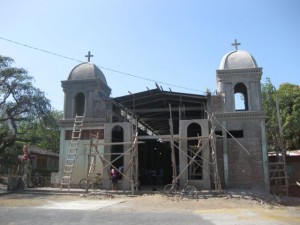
[234,83,248,111]
[187,123,202,180]
[74,92,85,116]
[111,125,124,171]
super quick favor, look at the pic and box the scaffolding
[62,107,263,195]
[86,128,141,194]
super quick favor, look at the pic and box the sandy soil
[1,189,299,212]
[1,173,300,212]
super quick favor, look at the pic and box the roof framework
[113,88,208,135]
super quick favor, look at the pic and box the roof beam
[138,135,179,140]
[133,106,204,113]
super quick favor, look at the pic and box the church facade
[58,41,269,192]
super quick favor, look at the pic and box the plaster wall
[59,126,105,186]
[179,119,211,189]
[103,122,133,190]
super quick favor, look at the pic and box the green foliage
[22,110,63,153]
[0,142,23,173]
[261,77,279,151]
[262,78,300,151]
[277,83,300,150]
[0,55,52,153]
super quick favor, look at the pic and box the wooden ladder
[60,115,84,190]
[269,152,289,196]
[270,92,289,196]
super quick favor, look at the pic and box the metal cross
[85,51,93,62]
[231,39,241,51]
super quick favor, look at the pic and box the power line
[0,36,205,93]
[0,36,82,63]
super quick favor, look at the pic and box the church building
[58,42,269,192]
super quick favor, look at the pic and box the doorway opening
[138,139,175,187]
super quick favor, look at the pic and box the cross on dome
[231,39,241,51]
[85,51,94,62]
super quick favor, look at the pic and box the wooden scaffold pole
[208,113,222,192]
[169,104,177,184]
[88,130,141,194]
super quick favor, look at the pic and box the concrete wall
[103,122,133,190]
[179,119,211,189]
[214,113,268,190]
[59,126,105,186]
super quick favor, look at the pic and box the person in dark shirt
[110,168,118,190]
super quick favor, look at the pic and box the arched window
[111,125,124,171]
[74,92,85,116]
[234,83,248,111]
[187,123,202,180]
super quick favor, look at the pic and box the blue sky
[1,0,299,111]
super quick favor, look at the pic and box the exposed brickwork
[65,129,104,140]
[210,95,223,113]
[216,137,265,189]
[227,138,264,188]
[216,139,225,187]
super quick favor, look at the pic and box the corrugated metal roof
[113,88,208,135]
[28,146,59,157]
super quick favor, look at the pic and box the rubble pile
[80,191,115,200]
[224,189,300,206]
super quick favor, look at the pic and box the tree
[261,78,300,151]
[21,110,63,153]
[277,83,300,150]
[0,55,51,154]
[261,77,279,151]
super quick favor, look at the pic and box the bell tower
[213,40,269,191]
[59,52,112,184]
[217,39,263,112]
[61,54,111,120]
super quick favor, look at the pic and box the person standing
[110,168,118,190]
[21,145,34,188]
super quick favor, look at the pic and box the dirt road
[1,188,300,210]
[1,189,300,224]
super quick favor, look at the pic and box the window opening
[227,130,244,138]
[187,123,203,180]
[234,83,248,111]
[111,126,124,175]
[215,130,222,136]
[74,92,85,116]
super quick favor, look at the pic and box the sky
[0,0,299,111]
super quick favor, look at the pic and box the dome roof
[219,50,258,70]
[68,62,107,84]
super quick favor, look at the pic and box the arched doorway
[187,123,202,180]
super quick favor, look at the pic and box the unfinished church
[58,42,269,192]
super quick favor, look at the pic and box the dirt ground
[2,179,300,224]
[1,189,300,212]
[1,173,300,212]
